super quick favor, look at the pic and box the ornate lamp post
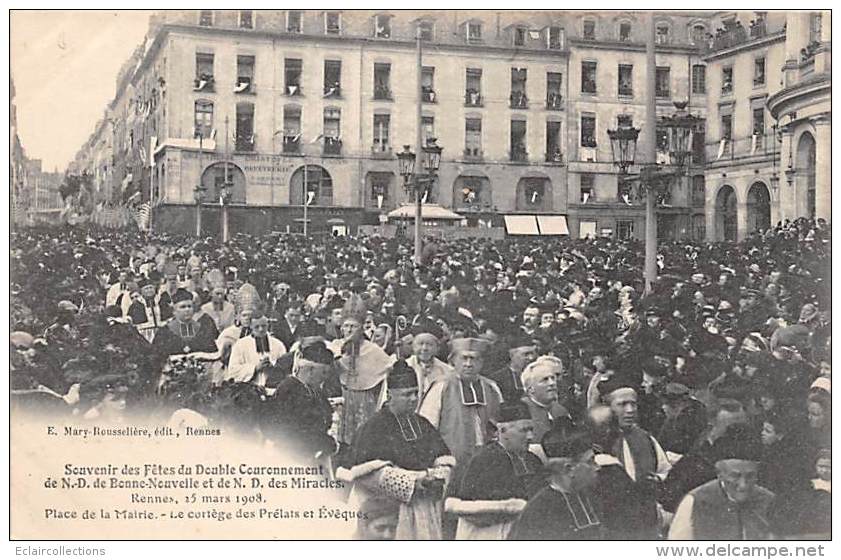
[608,100,700,293]
[397,138,442,264]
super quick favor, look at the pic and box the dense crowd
[10,217,831,540]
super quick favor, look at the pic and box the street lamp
[607,100,699,293]
[220,180,232,243]
[397,138,443,263]
[193,129,206,237]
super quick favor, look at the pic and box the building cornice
[701,30,786,62]
[569,38,701,55]
[766,73,830,120]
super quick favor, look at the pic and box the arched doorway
[290,165,333,206]
[796,132,816,218]
[515,175,553,211]
[715,185,737,241]
[747,182,771,233]
[200,162,247,204]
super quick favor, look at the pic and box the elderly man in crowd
[520,356,571,442]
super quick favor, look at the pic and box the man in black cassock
[261,341,337,460]
[446,400,544,539]
[508,429,602,540]
[340,359,455,539]
[151,288,219,365]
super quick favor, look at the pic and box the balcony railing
[618,86,633,97]
[509,148,528,162]
[463,147,483,161]
[465,91,482,107]
[705,132,779,162]
[323,137,342,155]
[703,20,770,53]
[510,92,528,109]
[193,75,215,92]
[374,85,392,100]
[546,93,563,110]
[371,143,392,157]
[235,134,255,152]
[545,151,564,164]
[323,85,342,98]
[282,136,300,154]
[422,88,436,103]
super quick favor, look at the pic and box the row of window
[193,100,565,162]
[576,173,705,206]
[720,57,766,95]
[194,53,566,109]
[580,61,708,98]
[579,17,706,45]
[198,10,565,49]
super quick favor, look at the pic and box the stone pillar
[779,128,794,222]
[736,199,748,242]
[705,180,716,242]
[813,115,831,221]
[783,13,810,86]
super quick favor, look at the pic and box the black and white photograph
[8,5,832,546]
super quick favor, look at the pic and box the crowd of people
[10,217,831,540]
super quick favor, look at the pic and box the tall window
[514,26,527,47]
[325,12,341,34]
[467,21,482,43]
[547,26,564,49]
[323,108,342,154]
[619,22,632,42]
[722,66,734,94]
[547,72,563,109]
[285,58,302,96]
[510,68,528,108]
[617,220,635,239]
[691,176,705,207]
[373,114,390,151]
[583,19,596,40]
[656,126,669,154]
[655,66,670,98]
[809,13,822,43]
[286,11,302,33]
[235,55,255,93]
[546,121,562,162]
[283,106,301,153]
[324,60,342,97]
[753,57,766,86]
[655,23,671,44]
[721,114,733,140]
[194,100,213,138]
[374,14,392,38]
[239,10,253,29]
[510,119,527,161]
[581,61,597,94]
[752,108,765,136]
[374,63,392,100]
[199,10,213,27]
[195,53,215,91]
[235,102,255,152]
[370,173,391,207]
[580,173,594,203]
[465,118,482,156]
[422,66,435,102]
[691,24,707,45]
[422,116,435,144]
[618,64,633,96]
[581,114,596,147]
[466,68,482,106]
[692,65,706,94]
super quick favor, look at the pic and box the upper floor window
[692,65,706,94]
[514,26,527,47]
[284,58,302,96]
[422,66,436,102]
[722,66,734,94]
[754,57,766,86]
[510,68,528,109]
[752,107,765,136]
[199,10,213,27]
[546,72,563,109]
[372,113,391,151]
[655,23,671,44]
[581,114,597,147]
[422,115,435,144]
[287,11,302,33]
[809,13,822,43]
[194,100,213,138]
[418,20,435,42]
[325,12,341,34]
[324,60,342,97]
[374,14,392,38]
[374,63,392,100]
[547,26,564,49]
[239,10,253,29]
[619,22,632,42]
[467,21,482,43]
[282,106,302,153]
[581,61,597,94]
[691,24,707,45]
[618,64,633,97]
[194,53,215,91]
[465,117,482,156]
[655,66,670,98]
[465,68,483,106]
[583,19,596,40]
[235,55,255,93]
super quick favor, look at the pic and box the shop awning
[387,204,463,221]
[504,215,568,236]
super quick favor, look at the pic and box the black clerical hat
[388,360,418,389]
[172,288,194,304]
[497,401,531,424]
[299,341,334,365]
